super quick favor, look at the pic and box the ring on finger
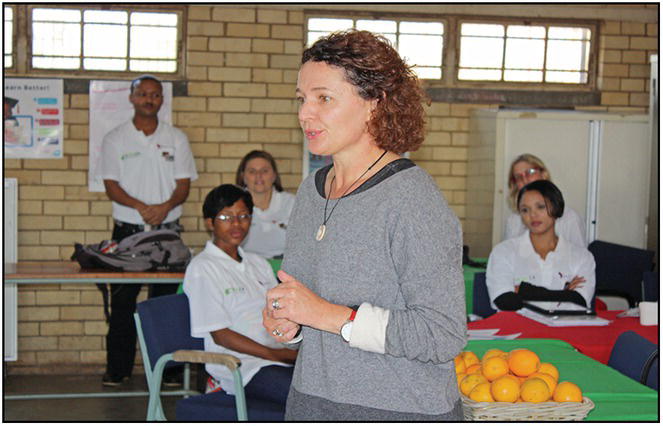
[271,298,282,310]
[272,328,283,337]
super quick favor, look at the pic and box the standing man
[98,75,197,386]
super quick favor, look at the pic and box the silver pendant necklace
[316,150,388,241]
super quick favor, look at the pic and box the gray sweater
[282,161,467,418]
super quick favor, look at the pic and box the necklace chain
[322,150,388,229]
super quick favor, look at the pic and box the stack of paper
[467,329,522,340]
[517,308,611,327]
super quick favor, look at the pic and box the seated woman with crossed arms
[487,180,596,311]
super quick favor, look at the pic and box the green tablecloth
[463,258,487,315]
[464,339,659,421]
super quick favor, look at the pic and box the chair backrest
[642,270,659,302]
[608,331,659,387]
[588,240,654,307]
[645,355,659,390]
[136,293,203,371]
[473,272,497,318]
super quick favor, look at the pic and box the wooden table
[4,261,186,401]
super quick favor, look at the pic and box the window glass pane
[33,8,81,22]
[461,23,504,37]
[33,56,80,69]
[504,69,543,82]
[84,24,127,57]
[32,22,81,56]
[5,7,13,55]
[413,66,441,79]
[84,10,127,24]
[308,18,353,31]
[458,68,502,81]
[307,31,331,46]
[131,12,177,26]
[549,26,590,40]
[547,39,589,71]
[356,19,396,34]
[130,59,177,72]
[546,70,588,84]
[399,34,442,67]
[400,21,443,35]
[84,57,126,70]
[130,27,177,59]
[459,37,504,68]
[505,38,545,69]
[507,25,545,38]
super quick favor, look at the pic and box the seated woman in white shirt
[183,184,297,403]
[504,153,586,247]
[487,180,596,311]
[236,150,295,258]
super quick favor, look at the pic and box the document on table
[467,329,522,340]
[517,308,611,327]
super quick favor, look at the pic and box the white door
[499,118,591,241]
[595,120,650,248]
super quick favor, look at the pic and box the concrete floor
[3,373,183,421]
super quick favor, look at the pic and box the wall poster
[4,78,64,159]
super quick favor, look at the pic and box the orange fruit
[537,362,560,382]
[469,382,495,402]
[482,348,507,362]
[461,351,481,368]
[460,373,489,396]
[553,381,583,402]
[465,364,482,374]
[482,355,510,381]
[520,378,551,403]
[491,375,521,402]
[454,355,466,374]
[503,374,521,386]
[457,372,467,386]
[528,372,557,393]
[508,349,540,377]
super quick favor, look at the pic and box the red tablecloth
[468,311,658,364]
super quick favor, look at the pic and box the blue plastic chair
[134,293,284,421]
[588,240,655,308]
[472,272,497,319]
[607,331,659,390]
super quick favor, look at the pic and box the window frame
[4,4,17,71]
[305,11,449,81]
[453,15,599,89]
[305,11,600,91]
[25,4,186,79]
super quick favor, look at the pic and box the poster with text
[4,78,64,159]
[88,80,172,192]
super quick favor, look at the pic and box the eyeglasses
[512,168,541,183]
[217,214,252,223]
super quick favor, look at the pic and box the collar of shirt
[517,232,567,263]
[204,240,246,272]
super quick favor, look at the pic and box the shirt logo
[120,151,141,160]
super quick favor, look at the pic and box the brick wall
[3,5,658,374]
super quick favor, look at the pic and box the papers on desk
[517,307,611,327]
[467,329,522,340]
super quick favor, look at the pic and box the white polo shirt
[99,120,198,224]
[183,241,291,393]
[242,188,295,258]
[504,207,587,247]
[486,232,596,309]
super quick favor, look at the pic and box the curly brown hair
[302,30,429,154]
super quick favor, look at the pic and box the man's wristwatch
[340,306,359,343]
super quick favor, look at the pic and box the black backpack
[71,229,192,323]
[71,229,192,272]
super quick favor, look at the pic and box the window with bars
[307,17,445,79]
[4,6,13,68]
[30,6,181,73]
[458,22,592,84]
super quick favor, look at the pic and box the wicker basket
[461,395,595,421]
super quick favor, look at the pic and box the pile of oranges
[455,348,583,404]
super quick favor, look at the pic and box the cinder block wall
[3,5,658,374]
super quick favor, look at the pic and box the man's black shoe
[102,372,130,387]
